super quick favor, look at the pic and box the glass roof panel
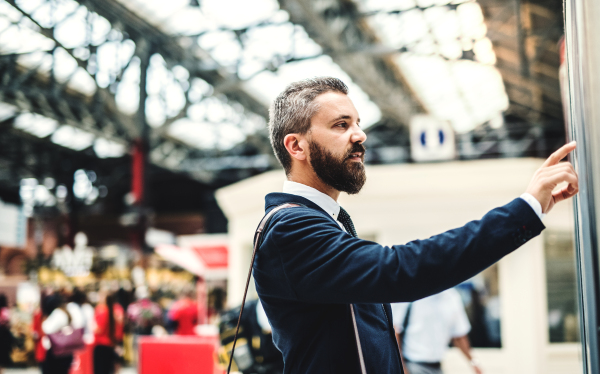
[358,0,508,133]
[14,112,58,138]
[51,125,95,151]
[0,103,17,122]
[0,19,55,54]
[244,56,382,128]
[94,138,127,158]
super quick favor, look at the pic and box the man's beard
[308,139,367,195]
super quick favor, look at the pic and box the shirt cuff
[520,193,545,220]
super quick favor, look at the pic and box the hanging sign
[410,114,456,162]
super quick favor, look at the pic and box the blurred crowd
[0,283,209,374]
[0,276,494,374]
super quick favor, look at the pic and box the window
[545,231,580,343]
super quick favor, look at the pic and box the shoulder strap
[226,203,300,374]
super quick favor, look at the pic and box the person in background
[71,288,95,344]
[32,290,52,370]
[219,299,284,374]
[208,288,226,324]
[167,286,200,336]
[94,290,124,374]
[126,286,161,336]
[41,292,84,374]
[115,281,134,365]
[116,280,133,314]
[0,294,14,374]
[391,288,482,374]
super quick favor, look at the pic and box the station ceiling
[0,0,566,214]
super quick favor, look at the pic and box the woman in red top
[31,307,46,365]
[168,288,201,336]
[94,292,123,374]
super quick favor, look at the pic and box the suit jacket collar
[282,181,341,219]
[265,193,339,225]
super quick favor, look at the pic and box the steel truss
[0,0,279,186]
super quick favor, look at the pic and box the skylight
[14,112,58,138]
[0,1,55,54]
[0,103,17,122]
[116,0,382,128]
[244,56,382,128]
[12,111,105,153]
[94,138,127,158]
[357,0,509,133]
[51,125,95,151]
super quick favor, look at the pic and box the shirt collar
[283,181,341,220]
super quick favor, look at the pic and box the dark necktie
[338,207,358,238]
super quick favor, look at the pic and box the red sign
[138,335,222,374]
[69,344,93,374]
[156,244,228,278]
[191,245,228,269]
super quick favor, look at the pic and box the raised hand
[525,141,579,214]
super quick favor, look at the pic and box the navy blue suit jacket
[253,192,544,374]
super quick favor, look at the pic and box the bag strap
[226,203,300,374]
[350,304,367,374]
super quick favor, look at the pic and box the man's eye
[336,122,347,128]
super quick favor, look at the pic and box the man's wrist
[520,192,545,220]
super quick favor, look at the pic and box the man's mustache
[345,143,366,159]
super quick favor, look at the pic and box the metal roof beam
[278,0,424,126]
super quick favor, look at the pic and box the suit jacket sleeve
[263,198,544,304]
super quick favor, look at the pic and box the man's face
[306,92,367,194]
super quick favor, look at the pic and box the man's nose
[351,124,367,144]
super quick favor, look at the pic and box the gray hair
[269,77,349,175]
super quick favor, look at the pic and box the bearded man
[252,77,578,374]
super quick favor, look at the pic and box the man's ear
[284,133,307,162]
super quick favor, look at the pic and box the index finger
[543,141,577,167]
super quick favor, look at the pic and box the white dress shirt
[519,192,545,219]
[283,181,348,232]
[256,300,272,333]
